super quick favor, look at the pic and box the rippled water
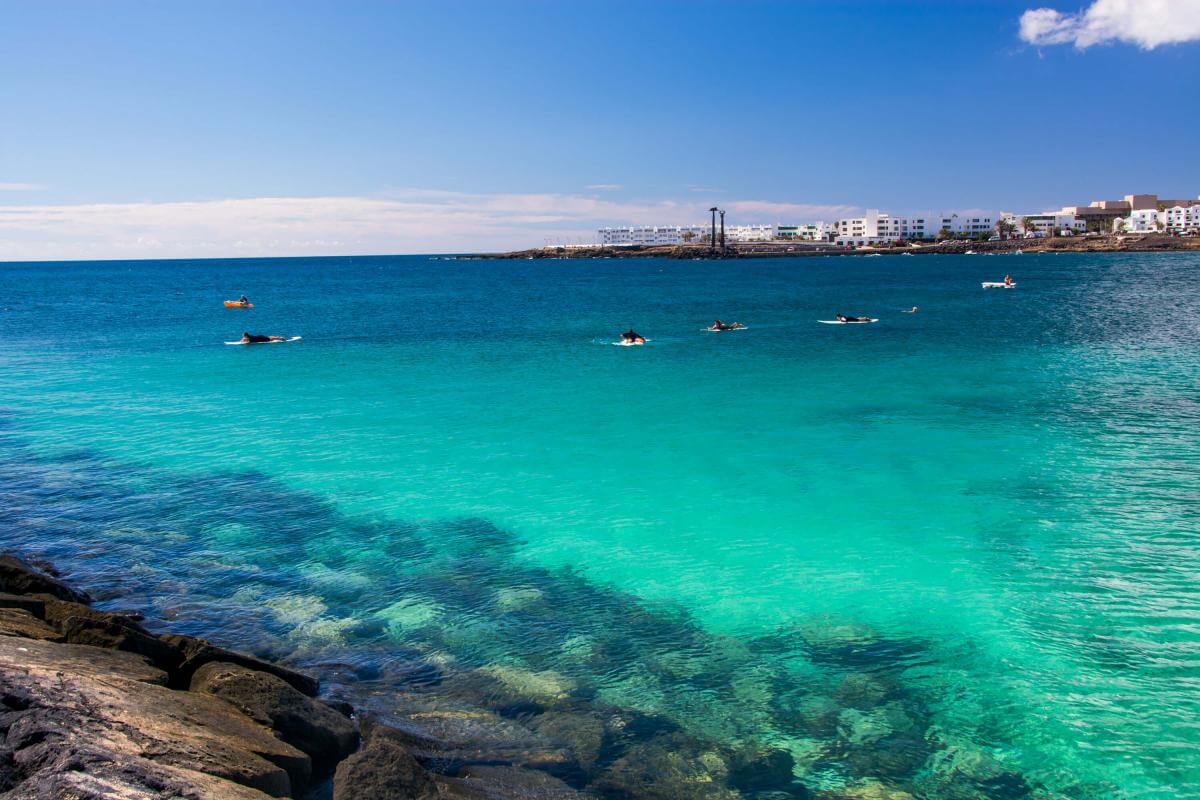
[1,253,1199,798]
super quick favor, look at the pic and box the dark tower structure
[709,207,718,253]
[719,209,726,252]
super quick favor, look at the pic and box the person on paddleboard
[238,294,250,304]
[836,313,871,323]
[621,328,645,344]
[1004,275,1013,287]
[240,331,285,344]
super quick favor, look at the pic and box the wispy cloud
[585,184,623,191]
[0,183,43,191]
[0,189,859,261]
[1019,0,1200,49]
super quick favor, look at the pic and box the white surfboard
[225,336,302,345]
[981,282,1016,289]
[818,319,878,324]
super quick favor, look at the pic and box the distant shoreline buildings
[596,193,1200,247]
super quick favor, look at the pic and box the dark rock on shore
[332,715,439,800]
[0,555,319,798]
[0,555,90,603]
[162,632,320,695]
[0,635,304,797]
[192,661,358,773]
[0,608,62,642]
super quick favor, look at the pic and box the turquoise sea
[2,253,1199,798]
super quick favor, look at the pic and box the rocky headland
[468,234,1200,261]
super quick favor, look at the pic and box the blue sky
[1,0,1198,258]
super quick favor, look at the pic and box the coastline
[467,233,1200,261]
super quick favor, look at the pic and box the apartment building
[597,226,710,246]
[833,210,1010,245]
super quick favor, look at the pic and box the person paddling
[836,312,871,323]
[240,331,285,344]
[621,328,645,344]
[1004,274,1013,287]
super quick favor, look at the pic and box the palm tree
[1021,217,1036,237]
[681,230,696,244]
[995,219,1016,240]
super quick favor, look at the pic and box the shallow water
[1,253,1199,798]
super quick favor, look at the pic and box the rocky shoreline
[467,233,1200,261]
[0,553,597,799]
[0,548,1053,800]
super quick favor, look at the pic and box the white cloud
[1019,0,1200,49]
[585,184,623,191]
[0,189,859,261]
[0,183,43,191]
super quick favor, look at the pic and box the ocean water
[1,252,1198,798]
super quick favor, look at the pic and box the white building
[1013,213,1085,237]
[597,226,710,246]
[776,222,836,241]
[1112,197,1200,234]
[725,224,776,242]
[833,210,1014,245]
[598,221,839,245]
[1161,203,1200,234]
[1114,209,1161,233]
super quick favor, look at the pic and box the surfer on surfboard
[620,328,646,345]
[901,307,918,313]
[836,313,872,323]
[1004,275,1013,287]
[239,331,287,344]
[708,320,745,331]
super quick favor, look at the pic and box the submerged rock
[359,700,573,774]
[591,732,741,800]
[919,740,1032,800]
[529,710,605,770]
[727,747,803,796]
[478,664,577,705]
[450,764,585,798]
[819,779,915,800]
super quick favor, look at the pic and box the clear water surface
[1,253,1198,798]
